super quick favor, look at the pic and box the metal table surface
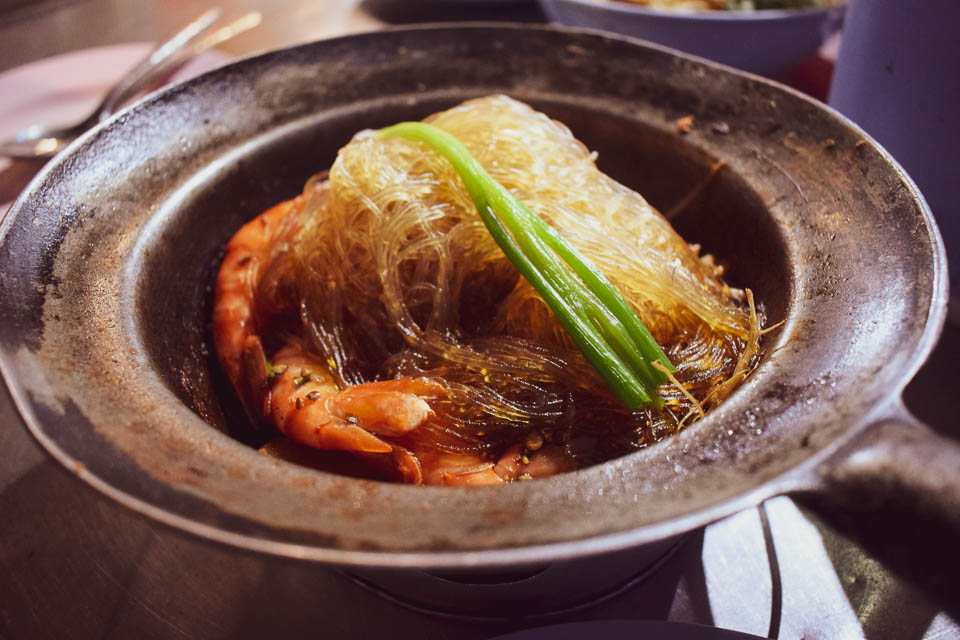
[1,1,959,637]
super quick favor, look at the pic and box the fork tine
[146,8,222,66]
[96,7,224,121]
[0,7,261,160]
[188,11,262,56]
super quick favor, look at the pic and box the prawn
[422,443,568,486]
[213,186,565,484]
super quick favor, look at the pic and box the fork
[0,8,261,160]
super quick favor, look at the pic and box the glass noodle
[256,96,761,468]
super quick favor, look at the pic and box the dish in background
[538,0,844,74]
[361,0,545,23]
[610,0,836,10]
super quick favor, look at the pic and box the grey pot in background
[829,0,959,297]
[538,0,844,75]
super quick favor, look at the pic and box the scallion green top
[377,122,673,410]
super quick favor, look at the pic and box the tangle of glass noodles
[258,95,761,468]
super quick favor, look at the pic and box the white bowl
[538,0,844,74]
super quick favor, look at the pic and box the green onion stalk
[377,122,674,410]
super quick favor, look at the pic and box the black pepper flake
[306,391,322,401]
[295,397,304,409]
[236,255,252,266]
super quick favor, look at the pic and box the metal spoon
[0,8,261,160]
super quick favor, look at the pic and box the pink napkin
[0,43,228,216]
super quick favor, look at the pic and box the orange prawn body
[212,194,561,484]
